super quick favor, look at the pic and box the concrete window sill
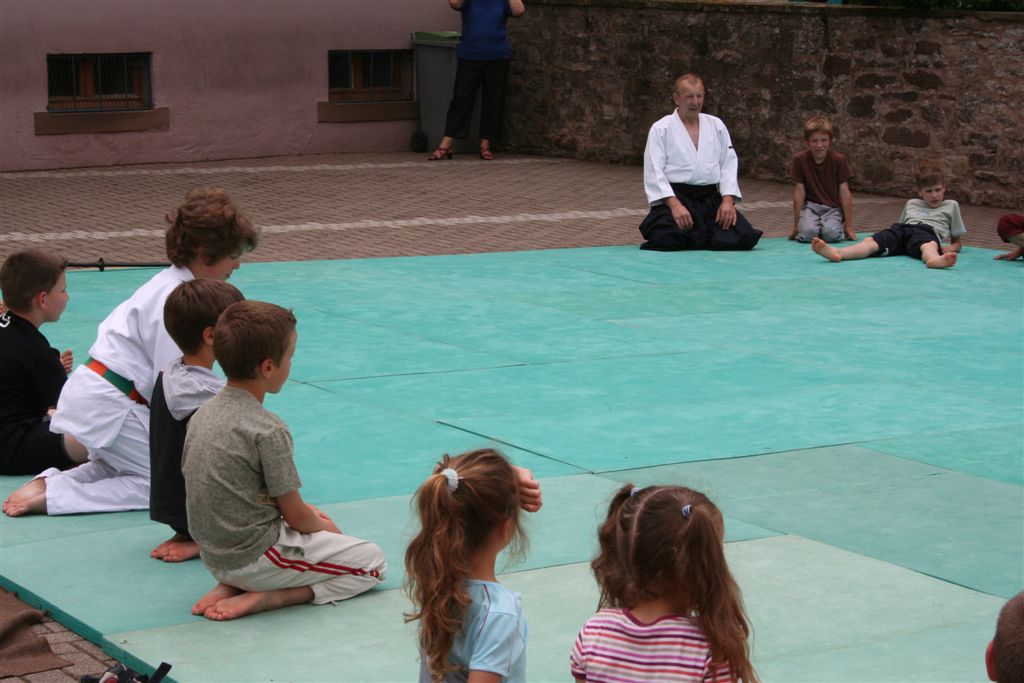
[317,100,418,123]
[34,108,170,136]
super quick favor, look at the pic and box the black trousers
[148,372,190,535]
[639,183,762,251]
[0,419,74,476]
[443,58,511,142]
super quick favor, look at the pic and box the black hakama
[639,183,762,251]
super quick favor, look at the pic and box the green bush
[845,0,1023,9]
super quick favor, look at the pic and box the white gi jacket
[51,265,193,449]
[643,111,742,206]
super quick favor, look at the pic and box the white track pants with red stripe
[209,525,386,604]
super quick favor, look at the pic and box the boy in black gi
[0,250,87,476]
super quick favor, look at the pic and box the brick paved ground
[0,152,1015,266]
[0,617,116,683]
[0,152,1016,682]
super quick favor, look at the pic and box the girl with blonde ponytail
[405,449,532,683]
[573,484,758,682]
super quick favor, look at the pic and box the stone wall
[504,0,1023,208]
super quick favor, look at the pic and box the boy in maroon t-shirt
[789,117,857,244]
[995,213,1024,261]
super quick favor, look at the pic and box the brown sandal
[478,148,494,161]
[427,147,453,161]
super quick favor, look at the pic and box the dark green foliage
[844,0,1024,9]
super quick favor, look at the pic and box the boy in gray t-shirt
[183,301,385,621]
[812,165,965,269]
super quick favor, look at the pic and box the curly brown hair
[592,483,758,683]
[993,592,1024,683]
[164,187,259,267]
[404,449,526,682]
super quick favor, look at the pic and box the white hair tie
[441,468,460,492]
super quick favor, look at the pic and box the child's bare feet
[192,583,243,615]
[4,477,45,504]
[812,236,841,262]
[203,592,272,621]
[151,538,173,558]
[3,479,47,517]
[151,532,200,562]
[2,491,47,517]
[926,252,958,269]
[202,586,313,621]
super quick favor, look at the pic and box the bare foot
[192,583,243,616]
[812,236,841,262]
[203,586,313,621]
[159,540,200,562]
[3,479,48,517]
[151,539,174,559]
[926,252,958,269]
[5,478,45,504]
[2,492,47,517]
[152,532,200,562]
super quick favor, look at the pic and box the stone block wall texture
[503,0,1023,208]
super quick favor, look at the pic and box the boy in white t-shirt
[149,279,244,563]
[812,165,965,269]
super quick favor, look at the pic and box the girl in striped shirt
[571,484,758,683]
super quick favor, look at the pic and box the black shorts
[0,418,74,475]
[871,223,941,260]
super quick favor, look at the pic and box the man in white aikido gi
[638,73,762,251]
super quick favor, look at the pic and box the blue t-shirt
[418,580,527,682]
[457,0,512,61]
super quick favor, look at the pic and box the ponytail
[592,483,641,609]
[674,502,757,682]
[404,449,524,682]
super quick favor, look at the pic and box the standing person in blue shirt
[427,0,526,162]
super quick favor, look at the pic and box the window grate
[47,53,153,112]
[328,50,413,103]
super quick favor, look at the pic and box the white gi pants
[797,200,845,243]
[208,526,387,605]
[44,366,151,514]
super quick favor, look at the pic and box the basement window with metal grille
[47,53,153,112]
[328,50,413,103]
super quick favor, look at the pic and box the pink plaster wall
[0,0,460,171]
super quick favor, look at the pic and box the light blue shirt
[419,580,527,682]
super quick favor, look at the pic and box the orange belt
[85,358,148,406]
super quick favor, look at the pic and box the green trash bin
[412,31,481,155]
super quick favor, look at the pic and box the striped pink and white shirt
[570,608,734,683]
